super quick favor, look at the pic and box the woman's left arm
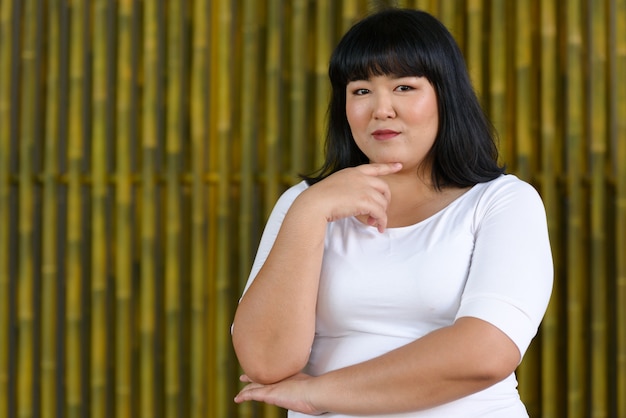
[235,316,519,415]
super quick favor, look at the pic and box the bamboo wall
[0,0,624,417]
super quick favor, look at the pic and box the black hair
[302,8,505,188]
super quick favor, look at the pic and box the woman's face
[345,75,439,174]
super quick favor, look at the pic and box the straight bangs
[329,20,434,87]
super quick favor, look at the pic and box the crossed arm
[231,164,525,415]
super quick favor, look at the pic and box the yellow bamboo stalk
[141,0,159,416]
[165,1,183,417]
[236,1,260,415]
[115,1,134,417]
[290,0,307,182]
[210,1,234,417]
[413,0,432,13]
[189,1,208,418]
[18,1,38,416]
[538,1,561,417]
[314,0,332,168]
[614,1,626,416]
[0,0,14,414]
[206,10,218,418]
[565,0,588,416]
[513,0,533,181]
[41,1,60,417]
[512,2,539,411]
[66,0,86,416]
[488,0,507,166]
[263,0,282,219]
[589,2,609,417]
[466,0,483,100]
[91,2,110,417]
[341,0,361,33]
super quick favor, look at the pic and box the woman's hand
[302,162,402,233]
[234,373,326,415]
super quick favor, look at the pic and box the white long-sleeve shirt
[241,174,553,417]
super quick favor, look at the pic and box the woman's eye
[396,85,413,92]
[353,88,370,95]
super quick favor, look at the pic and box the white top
[242,174,553,418]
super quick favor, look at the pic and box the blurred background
[0,0,624,417]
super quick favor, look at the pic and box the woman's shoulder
[270,180,310,214]
[469,174,547,218]
[474,174,542,199]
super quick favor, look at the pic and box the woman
[232,8,553,417]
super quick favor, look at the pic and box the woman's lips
[371,129,399,140]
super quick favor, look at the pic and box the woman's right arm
[232,163,402,384]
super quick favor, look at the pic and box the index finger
[358,162,403,176]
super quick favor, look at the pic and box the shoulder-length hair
[303,8,505,188]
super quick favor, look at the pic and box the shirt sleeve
[455,177,553,358]
[239,181,309,297]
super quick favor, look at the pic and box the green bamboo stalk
[66,0,86,416]
[212,1,234,415]
[565,0,588,416]
[314,0,332,169]
[165,1,182,417]
[589,1,609,416]
[614,1,626,416]
[91,1,109,417]
[141,0,159,415]
[18,1,38,416]
[538,1,561,417]
[189,1,208,417]
[466,0,483,100]
[41,1,60,417]
[0,0,14,414]
[115,1,134,417]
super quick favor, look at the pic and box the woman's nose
[372,94,396,119]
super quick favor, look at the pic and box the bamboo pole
[189,0,208,416]
[488,0,508,167]
[236,1,261,415]
[538,1,562,417]
[0,0,14,414]
[589,1,609,417]
[513,1,539,410]
[206,1,217,413]
[565,1,588,416]
[466,0,483,99]
[290,0,307,183]
[91,1,110,417]
[210,1,234,416]
[66,0,86,416]
[340,0,361,33]
[263,0,283,219]
[314,0,332,168]
[614,1,626,416]
[17,0,39,416]
[141,0,160,415]
[41,1,60,417]
[115,1,135,417]
[165,1,183,416]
